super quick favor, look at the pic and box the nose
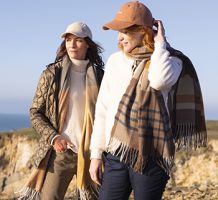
[71,39,77,48]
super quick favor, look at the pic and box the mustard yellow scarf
[58,56,99,199]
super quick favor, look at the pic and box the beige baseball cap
[103,1,153,30]
[61,22,92,39]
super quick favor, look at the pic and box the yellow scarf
[77,62,99,199]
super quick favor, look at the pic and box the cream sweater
[90,41,182,159]
[52,58,89,153]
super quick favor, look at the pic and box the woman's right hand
[53,135,68,153]
[153,20,166,43]
[89,158,103,185]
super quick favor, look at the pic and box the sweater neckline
[70,58,89,73]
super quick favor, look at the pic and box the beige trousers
[41,149,77,200]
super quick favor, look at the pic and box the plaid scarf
[108,46,207,174]
[167,46,207,149]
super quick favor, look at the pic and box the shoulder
[167,46,191,64]
[92,65,104,86]
[39,60,62,81]
[96,67,104,76]
[107,51,124,63]
[106,51,130,71]
[167,46,198,79]
[45,60,62,73]
[41,60,62,76]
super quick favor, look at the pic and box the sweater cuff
[50,134,61,145]
[154,41,166,49]
[90,149,103,159]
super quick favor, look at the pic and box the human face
[65,34,89,60]
[118,29,144,53]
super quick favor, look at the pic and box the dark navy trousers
[99,153,169,200]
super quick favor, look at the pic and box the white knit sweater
[61,59,89,153]
[51,58,89,153]
[90,41,182,159]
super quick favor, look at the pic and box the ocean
[0,113,31,132]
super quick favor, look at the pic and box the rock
[208,140,218,153]
[14,138,36,172]
[0,177,6,193]
[0,133,37,199]
[172,145,218,187]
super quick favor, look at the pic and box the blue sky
[0,0,217,119]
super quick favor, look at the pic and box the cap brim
[102,20,134,31]
[61,33,68,38]
[60,32,87,39]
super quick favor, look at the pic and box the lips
[68,49,78,53]
[68,47,77,51]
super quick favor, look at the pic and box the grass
[0,127,39,140]
[206,120,218,139]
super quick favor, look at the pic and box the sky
[0,0,217,120]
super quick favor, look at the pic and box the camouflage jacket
[30,60,104,167]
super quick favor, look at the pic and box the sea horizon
[0,113,30,132]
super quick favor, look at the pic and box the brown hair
[55,37,104,69]
[118,25,154,52]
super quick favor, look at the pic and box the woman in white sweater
[89,1,183,200]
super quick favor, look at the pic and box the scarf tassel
[108,138,138,168]
[108,137,174,175]
[78,183,99,200]
[174,123,207,150]
[16,187,40,200]
[156,156,174,175]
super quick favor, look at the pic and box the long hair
[55,37,104,69]
[118,25,155,52]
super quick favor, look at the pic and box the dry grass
[206,120,218,139]
[1,120,217,139]
[0,127,39,140]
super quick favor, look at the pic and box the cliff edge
[0,121,218,200]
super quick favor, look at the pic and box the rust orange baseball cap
[103,1,153,30]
